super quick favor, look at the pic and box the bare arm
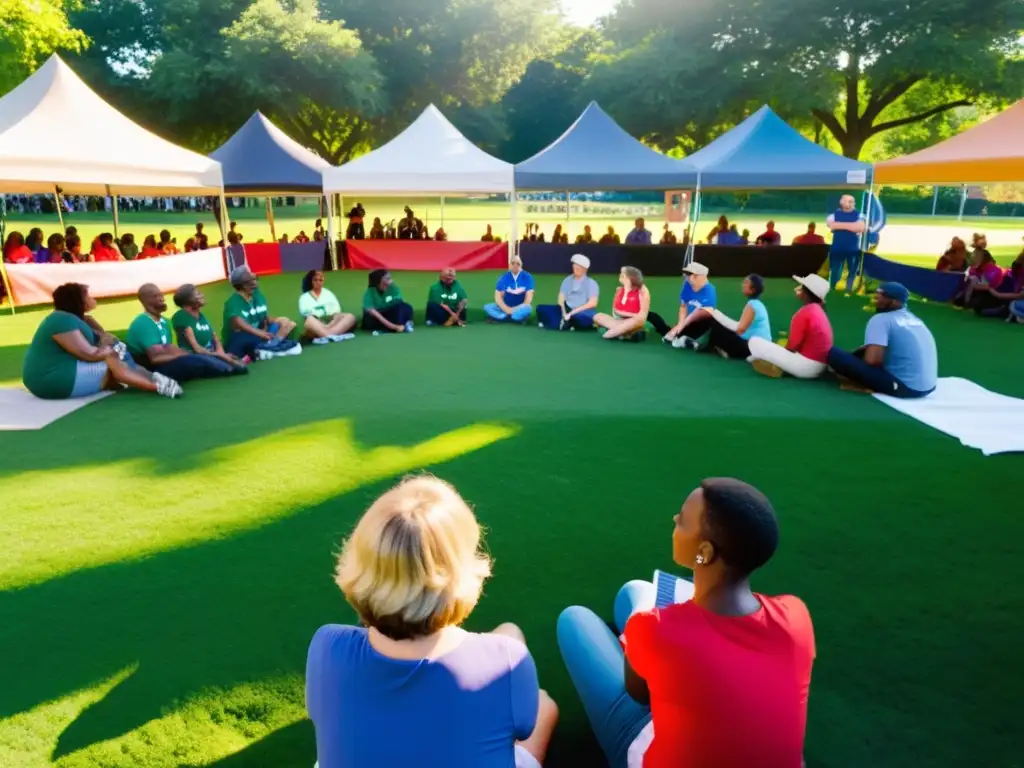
[181,327,210,355]
[523,289,535,306]
[863,344,886,367]
[231,315,272,341]
[493,290,510,314]
[52,330,112,362]
[367,307,403,332]
[735,304,756,336]
[145,343,188,365]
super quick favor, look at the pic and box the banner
[861,253,963,302]
[6,248,227,307]
[281,241,329,273]
[345,241,508,271]
[241,242,282,276]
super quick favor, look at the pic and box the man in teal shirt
[426,268,469,326]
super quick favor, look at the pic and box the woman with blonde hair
[594,266,651,341]
[306,476,558,768]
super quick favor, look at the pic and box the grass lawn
[0,270,1022,768]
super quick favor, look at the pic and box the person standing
[426,268,469,327]
[826,194,866,293]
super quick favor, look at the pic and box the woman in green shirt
[22,282,182,400]
[298,270,357,344]
[362,269,414,334]
[172,284,248,370]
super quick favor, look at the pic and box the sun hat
[792,273,829,300]
[877,281,909,304]
[570,254,591,269]
[229,265,256,287]
[683,262,709,277]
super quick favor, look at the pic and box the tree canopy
[0,0,88,94]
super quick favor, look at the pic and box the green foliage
[0,0,88,93]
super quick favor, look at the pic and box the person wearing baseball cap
[536,254,600,331]
[826,282,937,398]
[222,265,298,359]
[748,274,834,379]
[670,274,772,359]
[647,262,717,348]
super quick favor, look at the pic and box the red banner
[345,241,508,271]
[242,242,282,276]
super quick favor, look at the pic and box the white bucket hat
[570,254,591,269]
[793,273,830,301]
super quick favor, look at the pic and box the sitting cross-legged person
[426,267,469,326]
[749,274,833,379]
[222,266,301,360]
[827,282,937,399]
[171,284,248,372]
[127,284,247,382]
[536,254,600,331]
[675,273,772,359]
[485,255,535,323]
[593,266,650,342]
[307,475,559,768]
[362,269,414,334]
[298,270,357,344]
[557,478,814,768]
[647,262,717,348]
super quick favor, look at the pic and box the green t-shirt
[299,288,342,319]
[222,290,269,340]
[126,313,172,362]
[428,280,468,309]
[172,309,214,350]
[363,283,403,312]
[22,311,96,399]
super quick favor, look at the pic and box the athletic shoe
[672,335,698,350]
[404,321,415,333]
[329,333,356,342]
[752,359,784,378]
[372,330,381,336]
[153,373,183,399]
[312,337,331,345]
[559,316,567,331]
[257,349,274,361]
[538,322,545,329]
[661,335,674,345]
[714,346,729,359]
[284,344,303,356]
[425,320,435,326]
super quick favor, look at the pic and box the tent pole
[686,178,702,266]
[218,190,231,274]
[326,194,338,271]
[957,184,967,221]
[565,190,570,221]
[440,196,445,229]
[265,197,277,241]
[0,196,14,314]
[509,191,518,262]
[53,185,65,232]
[107,186,120,240]
[854,183,876,294]
[931,186,939,217]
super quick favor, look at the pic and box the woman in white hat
[536,254,600,330]
[748,274,834,379]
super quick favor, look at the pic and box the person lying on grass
[307,475,558,768]
[670,273,772,360]
[298,270,357,343]
[222,266,299,359]
[536,254,600,331]
[557,477,814,768]
[426,267,469,326]
[128,283,247,382]
[748,274,833,380]
[484,254,535,323]
[23,282,182,400]
[593,266,650,342]
[827,281,937,399]
[648,262,717,347]
[361,269,414,334]
[172,284,249,370]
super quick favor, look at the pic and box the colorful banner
[241,242,282,276]
[6,248,227,307]
[345,241,508,271]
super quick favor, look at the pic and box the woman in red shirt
[593,266,651,342]
[90,233,122,262]
[2,231,34,264]
[557,478,814,768]
[748,274,833,379]
[137,235,163,260]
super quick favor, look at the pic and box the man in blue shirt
[646,262,718,347]
[484,255,536,323]
[624,217,652,245]
[826,194,866,293]
[827,282,937,398]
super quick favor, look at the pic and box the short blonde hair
[335,476,491,640]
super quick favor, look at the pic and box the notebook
[654,569,695,608]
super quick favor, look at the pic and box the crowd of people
[1,223,225,265]
[936,232,1024,322]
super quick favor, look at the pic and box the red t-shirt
[624,595,815,768]
[793,233,825,245]
[614,287,642,315]
[4,245,34,264]
[787,303,832,363]
[91,245,121,262]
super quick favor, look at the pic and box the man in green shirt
[128,283,245,381]
[361,269,415,334]
[426,268,469,327]
[222,266,299,357]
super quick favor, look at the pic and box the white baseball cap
[793,273,830,301]
[570,254,591,269]
[683,262,709,277]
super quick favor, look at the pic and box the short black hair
[368,268,388,288]
[746,274,765,298]
[65,234,81,251]
[301,270,320,294]
[53,283,87,317]
[700,478,779,576]
[65,226,78,237]
[47,233,65,250]
[801,287,824,305]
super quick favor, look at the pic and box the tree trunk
[840,132,866,160]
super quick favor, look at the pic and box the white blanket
[0,388,112,431]
[874,377,1024,456]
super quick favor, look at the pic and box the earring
[695,554,705,565]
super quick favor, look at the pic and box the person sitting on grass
[671,274,772,360]
[557,478,814,768]
[171,284,248,372]
[827,282,937,399]
[536,254,599,331]
[484,255,535,323]
[128,284,247,381]
[959,248,1009,313]
[594,266,650,342]
[648,262,717,348]
[307,475,558,768]
[362,269,414,334]
[936,237,969,272]
[426,268,469,327]
[748,274,832,379]
[23,282,182,400]
[793,222,825,246]
[3,231,34,263]
[984,255,1024,322]
[298,270,357,343]
[222,266,300,359]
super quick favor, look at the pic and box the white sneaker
[425,320,434,326]
[404,321,415,333]
[329,333,356,342]
[372,330,381,336]
[257,349,274,361]
[672,336,699,350]
[153,372,183,399]
[312,337,330,345]
[284,344,303,356]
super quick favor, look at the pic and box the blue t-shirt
[716,230,745,246]
[680,281,717,315]
[740,298,772,341]
[495,270,535,308]
[306,625,539,768]
[830,208,864,253]
[864,308,938,392]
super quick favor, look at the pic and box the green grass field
[0,270,1022,768]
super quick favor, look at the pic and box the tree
[589,0,1024,158]
[0,0,88,94]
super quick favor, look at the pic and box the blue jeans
[426,302,466,325]
[557,580,657,768]
[536,303,596,330]
[829,249,860,292]
[827,346,932,398]
[484,302,533,323]
[225,331,263,359]
[152,353,247,382]
[1008,300,1024,319]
